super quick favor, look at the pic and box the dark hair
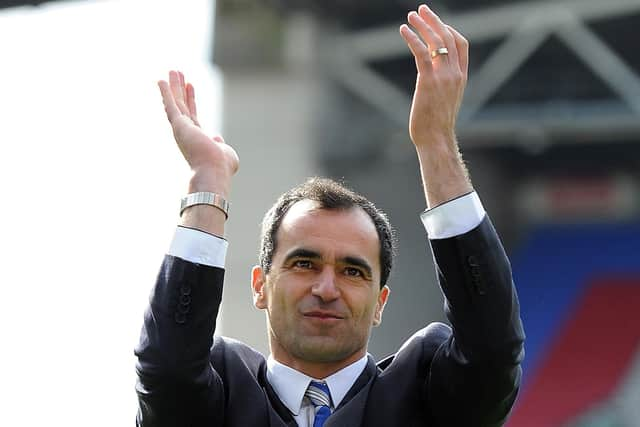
[259,177,395,287]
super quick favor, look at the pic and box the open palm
[158,71,239,194]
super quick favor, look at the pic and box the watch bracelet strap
[180,192,230,218]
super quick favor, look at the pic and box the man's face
[252,200,389,368]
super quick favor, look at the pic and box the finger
[407,12,450,69]
[178,71,187,101]
[447,25,469,76]
[399,24,433,74]
[158,79,180,123]
[185,82,200,127]
[407,11,442,51]
[418,4,454,46]
[417,4,459,67]
[169,70,189,115]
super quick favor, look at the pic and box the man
[135,4,525,427]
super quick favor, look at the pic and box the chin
[292,338,362,364]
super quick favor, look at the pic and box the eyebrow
[283,248,322,262]
[283,248,373,278]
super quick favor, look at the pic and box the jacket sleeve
[426,216,525,426]
[134,255,226,426]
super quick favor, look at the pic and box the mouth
[303,311,345,320]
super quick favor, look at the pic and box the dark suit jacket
[135,216,525,426]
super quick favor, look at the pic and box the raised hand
[158,70,239,198]
[399,5,472,207]
[399,4,468,148]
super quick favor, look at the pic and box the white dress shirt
[266,355,368,426]
[167,191,486,427]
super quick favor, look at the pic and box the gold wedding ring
[431,47,449,58]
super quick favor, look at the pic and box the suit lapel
[259,363,299,427]
[325,356,377,427]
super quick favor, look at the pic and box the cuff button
[174,312,186,324]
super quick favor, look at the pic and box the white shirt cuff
[167,226,228,268]
[420,192,486,239]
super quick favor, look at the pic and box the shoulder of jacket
[211,335,267,371]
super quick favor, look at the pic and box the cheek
[267,278,305,313]
[345,289,379,320]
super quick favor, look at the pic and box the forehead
[276,199,380,262]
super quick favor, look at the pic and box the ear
[251,265,268,309]
[372,285,390,326]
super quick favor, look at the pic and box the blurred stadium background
[1,0,638,426]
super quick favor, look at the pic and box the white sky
[0,0,221,424]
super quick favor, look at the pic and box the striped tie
[305,380,333,427]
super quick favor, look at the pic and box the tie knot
[305,380,332,409]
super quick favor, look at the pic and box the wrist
[412,132,457,152]
[182,169,233,236]
[187,169,233,199]
[179,204,226,237]
[414,139,473,208]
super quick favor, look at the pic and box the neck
[271,348,366,379]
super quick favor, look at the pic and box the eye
[293,259,313,269]
[344,267,363,278]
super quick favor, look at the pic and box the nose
[311,266,340,302]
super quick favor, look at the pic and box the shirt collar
[266,354,368,416]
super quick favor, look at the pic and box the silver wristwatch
[180,192,230,218]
